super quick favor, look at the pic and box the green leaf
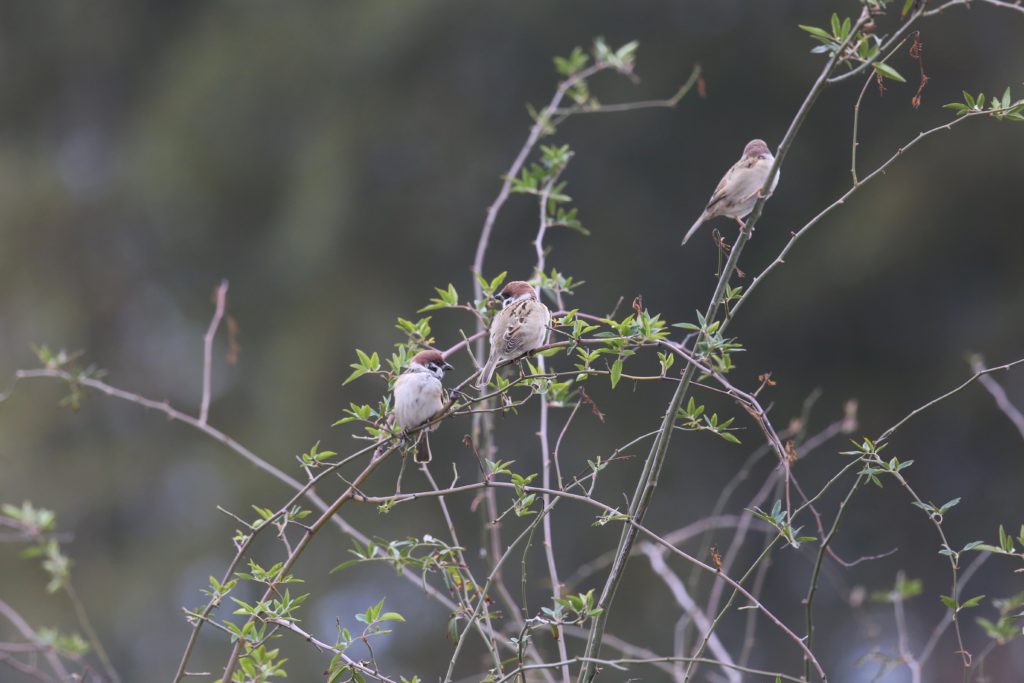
[553,46,589,77]
[873,62,906,83]
[999,524,1013,552]
[961,594,985,610]
[609,358,623,389]
[940,595,957,610]
[798,25,834,42]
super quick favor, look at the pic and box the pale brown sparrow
[682,139,779,245]
[477,281,551,389]
[393,349,452,462]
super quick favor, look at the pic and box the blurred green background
[1,2,1022,681]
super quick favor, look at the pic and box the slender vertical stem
[220,450,396,682]
[576,15,867,681]
[421,466,504,674]
[803,475,864,680]
[64,583,121,683]
[200,279,228,425]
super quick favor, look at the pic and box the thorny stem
[684,456,866,682]
[798,357,1024,680]
[266,618,399,683]
[2,367,464,683]
[534,143,572,683]
[461,57,701,683]
[550,64,702,120]
[879,357,1024,444]
[469,58,607,637]
[220,449,397,682]
[5,12,1023,682]
[803,475,865,680]
[925,0,1024,17]
[851,34,912,183]
[826,3,943,87]
[495,655,804,683]
[917,552,989,667]
[576,15,868,682]
[443,501,557,683]
[420,465,504,674]
[729,108,1013,322]
[345,478,827,679]
[684,537,782,682]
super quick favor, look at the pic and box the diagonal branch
[641,545,741,683]
[970,355,1024,443]
[575,16,870,680]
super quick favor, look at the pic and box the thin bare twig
[851,34,912,183]
[65,583,120,683]
[0,599,70,682]
[200,279,228,425]
[419,465,504,674]
[551,64,702,118]
[879,356,1024,443]
[729,107,1019,322]
[346,477,827,679]
[220,449,397,682]
[267,618,398,683]
[892,571,923,683]
[641,545,741,683]
[925,0,1024,16]
[970,355,1024,442]
[577,14,870,680]
[494,654,803,683]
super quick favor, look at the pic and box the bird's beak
[443,362,454,371]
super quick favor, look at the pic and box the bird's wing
[501,300,545,356]
[709,155,762,208]
[705,170,734,210]
[501,305,529,356]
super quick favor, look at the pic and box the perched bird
[682,139,780,245]
[477,281,550,389]
[393,349,452,462]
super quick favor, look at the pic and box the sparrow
[682,139,780,245]
[477,281,551,389]
[393,349,452,462]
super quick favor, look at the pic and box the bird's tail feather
[477,355,498,389]
[414,432,432,463]
[681,213,706,245]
